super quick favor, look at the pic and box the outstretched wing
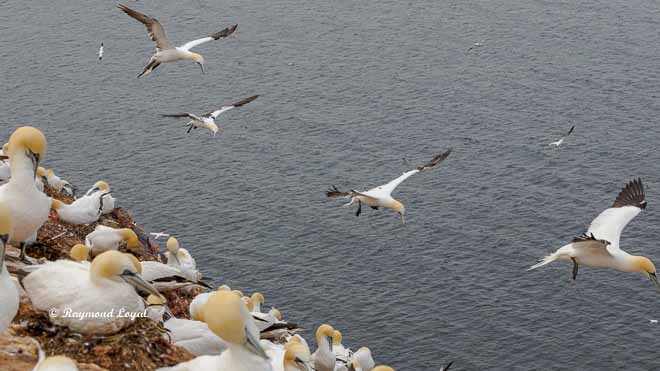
[207,95,259,118]
[118,4,173,51]
[564,125,575,138]
[570,233,612,256]
[161,112,202,121]
[326,186,379,202]
[179,24,238,51]
[586,178,646,251]
[378,149,453,195]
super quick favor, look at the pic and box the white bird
[650,320,658,324]
[150,231,170,240]
[0,158,9,186]
[0,127,50,261]
[23,250,161,335]
[189,285,231,322]
[118,4,238,77]
[162,95,259,137]
[549,125,574,147]
[265,339,313,371]
[51,196,105,225]
[312,324,335,371]
[166,317,228,356]
[528,179,660,289]
[99,42,104,61]
[44,168,74,195]
[349,347,375,371]
[34,355,80,371]
[327,149,452,223]
[83,181,115,214]
[0,202,18,333]
[332,330,351,365]
[468,39,486,51]
[85,225,141,256]
[158,291,272,371]
[165,236,201,281]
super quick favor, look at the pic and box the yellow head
[271,307,282,321]
[316,324,335,343]
[204,290,249,344]
[50,198,65,210]
[284,341,311,368]
[120,228,140,249]
[93,180,110,192]
[332,329,343,345]
[191,53,206,73]
[251,292,265,304]
[7,126,47,170]
[69,244,90,262]
[36,167,47,177]
[45,169,54,177]
[372,367,395,371]
[147,294,167,306]
[166,236,179,254]
[390,199,405,223]
[90,250,159,296]
[232,289,244,298]
[632,256,660,290]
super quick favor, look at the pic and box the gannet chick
[350,347,375,371]
[83,181,115,214]
[0,202,18,332]
[117,4,238,77]
[165,237,201,281]
[159,290,271,371]
[0,127,49,261]
[529,179,660,289]
[85,225,141,256]
[44,169,74,195]
[34,355,80,371]
[51,198,102,225]
[327,150,452,223]
[24,250,160,335]
[162,95,259,137]
[332,330,351,364]
[312,324,335,371]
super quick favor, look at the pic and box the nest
[11,302,195,371]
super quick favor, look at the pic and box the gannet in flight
[529,179,660,289]
[118,4,238,77]
[326,149,452,223]
[162,95,259,136]
[99,42,104,61]
[549,125,574,147]
[150,231,170,240]
[468,39,486,51]
[0,127,50,261]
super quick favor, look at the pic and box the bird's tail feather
[528,252,559,271]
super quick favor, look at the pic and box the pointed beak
[295,359,311,371]
[649,272,660,291]
[171,252,181,266]
[197,62,205,74]
[121,270,161,297]
[28,150,40,178]
[245,326,269,359]
[327,336,333,351]
[0,234,9,271]
[399,212,405,224]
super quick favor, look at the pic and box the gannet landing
[99,42,104,61]
[162,95,259,136]
[326,149,452,223]
[529,179,660,290]
[118,4,238,77]
[549,125,574,147]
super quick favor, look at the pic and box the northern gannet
[23,250,160,335]
[265,339,313,371]
[99,42,104,61]
[85,225,141,256]
[83,181,115,214]
[312,324,335,371]
[332,330,351,364]
[162,95,259,137]
[189,285,231,321]
[549,125,574,147]
[349,347,375,371]
[529,179,660,289]
[251,292,265,313]
[158,290,271,371]
[69,244,91,266]
[165,236,201,281]
[150,231,170,240]
[44,169,74,195]
[118,4,238,77]
[51,197,104,225]
[327,149,452,223]
[468,39,486,51]
[0,202,18,332]
[0,127,50,261]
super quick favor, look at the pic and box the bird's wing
[570,233,613,256]
[325,186,379,202]
[118,4,174,50]
[379,149,453,195]
[586,178,646,251]
[564,125,575,138]
[179,24,238,51]
[207,95,259,118]
[161,112,202,121]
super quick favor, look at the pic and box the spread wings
[118,4,174,51]
[179,24,238,51]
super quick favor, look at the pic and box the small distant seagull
[117,4,238,77]
[149,232,170,240]
[468,40,486,51]
[162,95,259,136]
[650,319,658,324]
[549,125,574,147]
[99,43,104,61]
[326,149,452,223]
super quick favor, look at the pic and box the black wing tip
[612,178,646,209]
[571,232,610,245]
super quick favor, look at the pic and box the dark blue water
[2,0,660,369]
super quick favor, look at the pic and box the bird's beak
[399,212,405,224]
[197,62,205,74]
[0,234,9,271]
[295,358,311,371]
[649,272,660,291]
[28,150,40,178]
[171,253,181,266]
[327,336,333,351]
[121,270,161,297]
[245,326,269,359]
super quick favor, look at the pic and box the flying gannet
[528,179,660,289]
[23,250,161,335]
[150,231,170,240]
[468,40,486,51]
[118,4,238,77]
[0,127,50,261]
[326,149,452,223]
[99,42,104,61]
[549,125,574,147]
[162,95,259,136]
